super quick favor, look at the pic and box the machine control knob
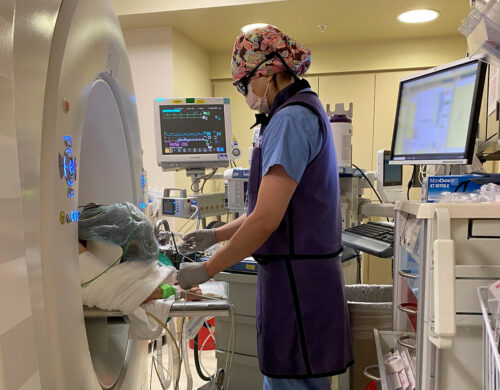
[232,148,241,157]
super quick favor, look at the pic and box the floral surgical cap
[231,25,311,82]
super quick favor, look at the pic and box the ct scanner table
[84,300,232,318]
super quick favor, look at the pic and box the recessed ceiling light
[398,9,440,23]
[241,23,269,33]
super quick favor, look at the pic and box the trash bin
[345,284,392,390]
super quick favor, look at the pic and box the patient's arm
[143,286,202,302]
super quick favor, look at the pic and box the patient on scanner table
[77,202,201,323]
[78,241,201,303]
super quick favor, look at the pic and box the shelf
[395,201,500,219]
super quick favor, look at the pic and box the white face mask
[245,79,270,114]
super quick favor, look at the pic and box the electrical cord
[353,249,362,284]
[191,168,218,193]
[200,169,218,194]
[198,323,216,376]
[194,334,212,381]
[178,205,200,233]
[407,165,416,200]
[352,163,384,203]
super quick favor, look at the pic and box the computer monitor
[376,150,403,203]
[390,57,487,165]
[154,97,237,170]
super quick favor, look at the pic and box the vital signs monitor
[154,97,238,170]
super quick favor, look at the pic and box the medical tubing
[194,334,211,381]
[166,338,174,389]
[178,205,199,232]
[199,322,216,376]
[182,320,194,390]
[146,312,181,390]
[153,358,166,390]
[169,320,181,390]
[155,337,168,389]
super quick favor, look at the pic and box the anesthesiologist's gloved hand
[180,229,216,252]
[177,262,211,290]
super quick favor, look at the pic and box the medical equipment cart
[374,201,500,390]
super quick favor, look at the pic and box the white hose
[169,320,181,389]
[182,320,193,390]
[155,337,169,388]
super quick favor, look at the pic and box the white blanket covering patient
[79,241,179,340]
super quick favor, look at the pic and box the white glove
[180,229,216,252]
[177,262,211,290]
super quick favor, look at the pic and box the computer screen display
[383,152,402,186]
[154,97,234,170]
[159,104,227,155]
[391,58,486,165]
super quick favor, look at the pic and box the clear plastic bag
[437,183,500,203]
[78,202,158,263]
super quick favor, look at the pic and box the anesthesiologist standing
[178,25,353,390]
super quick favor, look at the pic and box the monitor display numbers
[160,104,227,155]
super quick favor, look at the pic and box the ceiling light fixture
[397,9,440,23]
[241,23,269,33]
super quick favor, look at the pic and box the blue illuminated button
[140,202,147,209]
[69,210,80,222]
[68,158,75,175]
[63,155,68,178]
[63,136,72,147]
[67,188,74,198]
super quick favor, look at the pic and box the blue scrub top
[261,100,323,184]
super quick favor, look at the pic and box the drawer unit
[216,314,257,356]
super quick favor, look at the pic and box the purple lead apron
[247,80,354,379]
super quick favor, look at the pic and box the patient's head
[78,202,158,263]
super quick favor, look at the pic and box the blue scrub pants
[263,376,331,390]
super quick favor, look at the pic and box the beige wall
[124,27,215,196]
[124,27,217,230]
[211,36,468,80]
[170,29,220,195]
[123,26,175,194]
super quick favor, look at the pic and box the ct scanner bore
[12,0,150,388]
[80,77,138,389]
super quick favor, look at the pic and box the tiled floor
[150,347,217,390]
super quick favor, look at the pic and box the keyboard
[342,221,394,258]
